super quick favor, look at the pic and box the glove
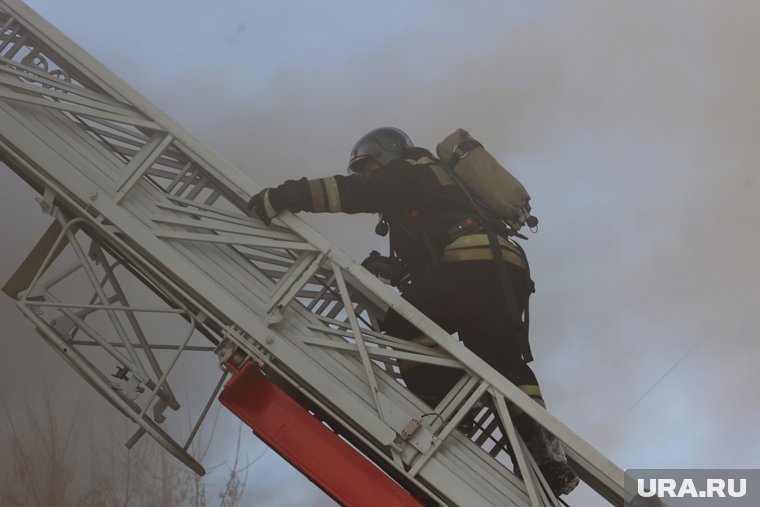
[248,189,279,225]
[361,250,409,286]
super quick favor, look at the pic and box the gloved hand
[361,250,409,286]
[248,189,279,225]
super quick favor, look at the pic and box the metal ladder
[0,1,625,505]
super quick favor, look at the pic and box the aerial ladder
[0,1,628,505]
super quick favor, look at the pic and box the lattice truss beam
[0,2,626,505]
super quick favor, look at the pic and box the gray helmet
[348,127,413,174]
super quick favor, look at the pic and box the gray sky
[3,1,760,505]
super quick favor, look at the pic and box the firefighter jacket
[260,148,525,279]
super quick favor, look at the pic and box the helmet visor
[347,155,375,175]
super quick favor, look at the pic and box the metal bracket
[50,314,78,343]
[377,393,434,455]
[265,304,284,326]
[110,366,145,401]
[265,252,326,327]
[152,397,169,424]
[124,374,145,401]
[215,333,248,370]
[22,294,48,316]
[35,186,56,216]
[401,418,421,440]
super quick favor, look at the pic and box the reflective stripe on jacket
[442,233,525,268]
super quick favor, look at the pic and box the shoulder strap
[385,211,441,267]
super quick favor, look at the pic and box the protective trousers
[381,260,579,495]
[381,259,538,404]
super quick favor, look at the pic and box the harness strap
[446,139,484,169]
[487,229,534,363]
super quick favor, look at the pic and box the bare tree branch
[1,384,255,507]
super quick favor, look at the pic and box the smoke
[3,1,760,505]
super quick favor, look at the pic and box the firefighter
[248,127,579,496]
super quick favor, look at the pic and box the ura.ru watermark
[625,469,759,506]
[637,478,745,498]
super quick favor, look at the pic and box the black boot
[513,416,580,496]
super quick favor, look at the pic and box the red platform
[219,362,424,506]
